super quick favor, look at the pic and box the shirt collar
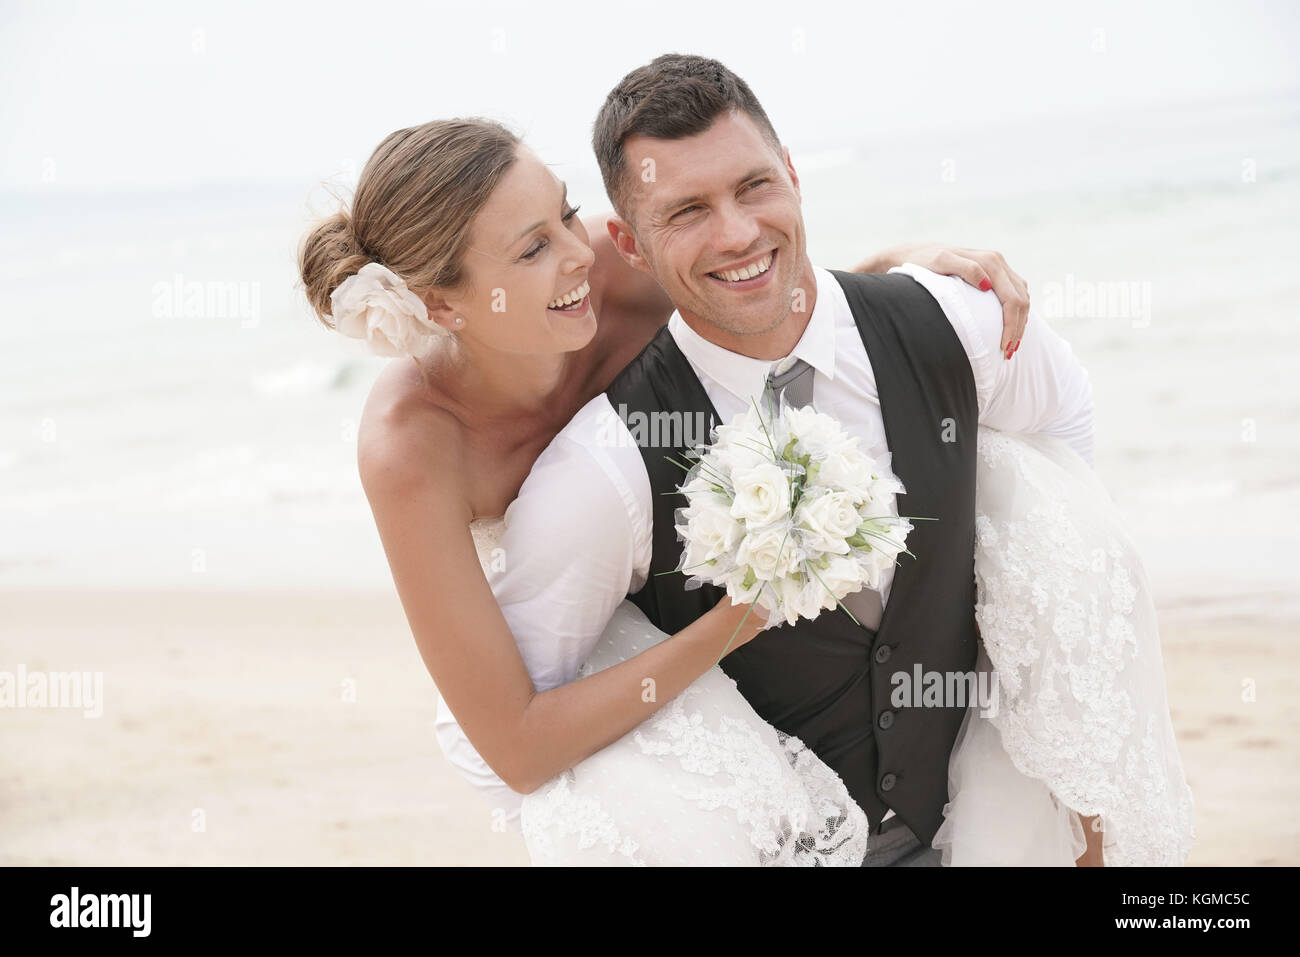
[668,265,841,407]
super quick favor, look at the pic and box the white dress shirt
[434,263,1096,827]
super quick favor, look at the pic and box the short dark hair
[592,54,784,222]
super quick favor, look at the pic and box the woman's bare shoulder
[357,360,468,515]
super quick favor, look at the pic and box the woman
[299,118,1193,865]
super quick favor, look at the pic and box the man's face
[618,111,808,338]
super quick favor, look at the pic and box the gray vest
[604,270,979,843]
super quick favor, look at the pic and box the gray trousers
[860,813,943,867]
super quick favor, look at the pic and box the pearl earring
[454,317,464,326]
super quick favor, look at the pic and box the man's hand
[852,243,1030,358]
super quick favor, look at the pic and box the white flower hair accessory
[330,262,446,357]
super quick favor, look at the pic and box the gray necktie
[765,356,815,410]
[766,357,884,632]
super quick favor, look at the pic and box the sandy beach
[1,588,1294,866]
[1,589,528,866]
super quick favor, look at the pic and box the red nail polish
[979,278,992,292]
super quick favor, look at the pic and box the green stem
[713,584,764,667]
[748,396,779,460]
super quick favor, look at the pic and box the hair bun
[299,118,521,331]
[298,210,373,324]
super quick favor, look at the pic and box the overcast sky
[1,0,1296,192]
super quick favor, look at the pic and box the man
[447,54,1095,866]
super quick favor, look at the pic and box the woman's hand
[852,243,1031,357]
[707,593,769,659]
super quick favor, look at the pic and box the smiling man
[600,108,810,353]
[469,53,1097,866]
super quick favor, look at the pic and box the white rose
[817,554,868,606]
[801,582,834,621]
[796,489,862,556]
[766,566,866,625]
[783,406,844,453]
[817,443,875,491]
[680,467,723,499]
[736,523,802,582]
[858,484,905,524]
[729,462,791,527]
[689,441,748,492]
[718,561,764,605]
[330,262,444,357]
[683,501,742,566]
[854,550,890,592]
[711,406,762,451]
[852,515,912,590]
[867,464,906,499]
[763,574,806,626]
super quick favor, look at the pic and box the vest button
[878,710,895,730]
[880,772,897,792]
[873,644,892,664]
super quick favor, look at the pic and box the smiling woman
[295,115,825,865]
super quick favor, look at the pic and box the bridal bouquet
[670,398,923,635]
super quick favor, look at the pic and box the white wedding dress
[461,427,1195,867]
[931,428,1196,866]
[468,516,871,866]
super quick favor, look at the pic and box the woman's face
[447,146,597,356]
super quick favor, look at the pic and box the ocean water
[2,91,1298,621]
